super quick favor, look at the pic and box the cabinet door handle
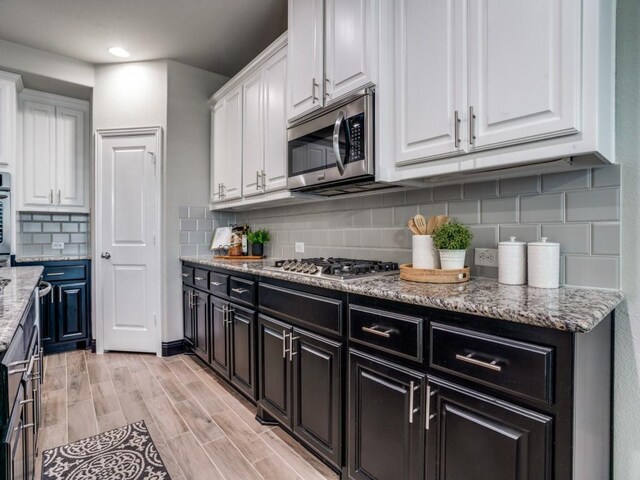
[58,189,61,205]
[282,331,289,359]
[455,353,502,372]
[188,290,192,309]
[58,286,62,303]
[225,306,234,326]
[231,288,248,294]
[426,386,437,430]
[261,169,266,189]
[361,325,392,338]
[324,77,331,99]
[256,171,260,191]
[311,78,318,104]
[289,336,299,362]
[409,381,415,424]
[454,110,461,148]
[210,281,223,286]
[469,106,476,146]
[49,189,53,204]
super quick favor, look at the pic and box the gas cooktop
[263,258,399,282]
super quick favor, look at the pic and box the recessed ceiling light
[108,47,130,58]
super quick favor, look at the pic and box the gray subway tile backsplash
[176,166,620,289]
[178,205,236,256]
[17,212,90,257]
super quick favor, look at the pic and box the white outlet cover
[295,242,305,253]
[474,248,499,267]
[52,242,65,250]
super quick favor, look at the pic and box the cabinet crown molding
[209,31,288,106]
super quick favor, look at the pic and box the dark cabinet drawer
[259,283,342,334]
[181,266,194,284]
[349,305,424,362]
[430,323,555,404]
[193,269,209,290]
[230,277,256,306]
[208,272,229,297]
[43,265,86,282]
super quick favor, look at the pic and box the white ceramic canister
[527,237,560,289]
[498,237,527,285]
[412,235,440,269]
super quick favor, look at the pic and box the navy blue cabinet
[18,260,91,353]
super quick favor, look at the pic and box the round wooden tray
[400,264,470,284]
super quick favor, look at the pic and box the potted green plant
[247,228,270,257]
[433,219,473,269]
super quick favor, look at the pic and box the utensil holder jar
[412,235,440,269]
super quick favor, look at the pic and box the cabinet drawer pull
[455,353,502,372]
[47,272,65,276]
[231,287,249,294]
[282,331,289,359]
[210,281,223,286]
[362,325,392,338]
[181,273,190,278]
[408,381,419,424]
[194,276,205,281]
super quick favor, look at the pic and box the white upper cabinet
[395,0,464,165]
[242,70,264,197]
[221,86,243,202]
[262,49,288,193]
[0,72,21,169]
[19,90,90,212]
[325,0,378,104]
[385,0,614,181]
[287,0,379,122]
[467,0,580,150]
[210,101,225,203]
[287,0,324,121]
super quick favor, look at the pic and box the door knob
[101,252,111,259]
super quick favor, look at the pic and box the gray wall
[17,212,90,257]
[236,166,620,289]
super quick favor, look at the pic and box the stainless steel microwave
[287,89,389,196]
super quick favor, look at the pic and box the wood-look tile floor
[37,350,339,480]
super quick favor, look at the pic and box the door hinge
[148,152,156,164]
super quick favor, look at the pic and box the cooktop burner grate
[265,258,399,281]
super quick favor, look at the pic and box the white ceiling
[0,0,287,77]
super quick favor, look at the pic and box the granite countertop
[15,255,92,263]
[180,256,624,333]
[0,266,44,353]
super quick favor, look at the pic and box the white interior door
[97,129,160,353]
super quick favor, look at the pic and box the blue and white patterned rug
[42,421,171,480]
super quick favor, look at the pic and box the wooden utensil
[435,215,449,230]
[413,214,427,235]
[407,219,421,236]
[426,216,438,235]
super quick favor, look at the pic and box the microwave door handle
[332,110,346,176]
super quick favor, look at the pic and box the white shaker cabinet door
[395,0,465,166]
[21,100,56,208]
[0,77,19,168]
[222,86,243,201]
[210,101,226,203]
[287,0,324,122]
[242,70,264,198]
[55,106,87,209]
[263,48,288,193]
[467,0,581,150]
[325,0,378,104]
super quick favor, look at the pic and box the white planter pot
[439,249,466,270]
[412,235,440,269]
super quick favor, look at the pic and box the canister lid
[527,237,560,247]
[498,236,526,246]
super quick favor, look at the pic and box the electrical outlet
[52,242,65,250]
[295,242,305,253]
[474,248,499,267]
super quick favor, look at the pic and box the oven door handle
[332,110,346,176]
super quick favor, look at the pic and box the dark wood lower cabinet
[258,315,293,426]
[292,329,342,468]
[210,295,230,377]
[426,377,552,480]
[348,349,425,480]
[182,285,195,347]
[230,305,257,399]
[193,290,209,363]
[57,283,88,342]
